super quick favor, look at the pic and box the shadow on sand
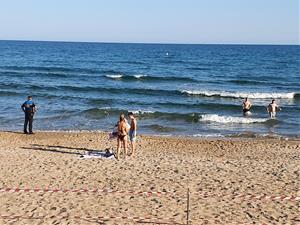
[3,131,25,135]
[21,144,104,156]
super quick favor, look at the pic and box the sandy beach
[0,131,299,225]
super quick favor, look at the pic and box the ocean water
[0,40,299,138]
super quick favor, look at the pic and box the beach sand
[0,131,299,225]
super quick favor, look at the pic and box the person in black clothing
[21,96,37,134]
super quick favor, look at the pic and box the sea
[0,40,299,138]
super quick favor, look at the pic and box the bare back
[118,121,127,137]
[243,100,251,110]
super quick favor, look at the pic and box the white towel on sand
[80,151,115,159]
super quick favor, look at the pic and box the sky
[0,0,299,44]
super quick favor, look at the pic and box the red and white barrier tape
[0,214,183,224]
[0,187,177,197]
[1,187,299,202]
[0,214,290,225]
[194,192,300,201]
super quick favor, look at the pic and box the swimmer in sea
[267,99,281,119]
[242,97,252,116]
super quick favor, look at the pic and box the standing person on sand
[116,114,128,160]
[21,96,37,134]
[267,99,281,119]
[128,112,137,157]
[242,97,252,116]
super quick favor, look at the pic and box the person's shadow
[21,144,108,156]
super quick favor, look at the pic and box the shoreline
[1,129,300,141]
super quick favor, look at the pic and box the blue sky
[0,0,299,44]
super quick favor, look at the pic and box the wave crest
[104,74,194,82]
[199,114,269,124]
[181,90,296,99]
[130,110,155,115]
[105,74,123,79]
[133,74,148,79]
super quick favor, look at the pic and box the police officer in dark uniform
[21,96,37,134]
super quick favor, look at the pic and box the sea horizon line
[0,39,299,46]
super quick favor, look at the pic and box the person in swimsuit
[242,97,252,116]
[267,99,281,119]
[116,114,128,159]
[128,112,137,157]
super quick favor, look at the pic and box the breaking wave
[199,114,269,124]
[181,90,296,99]
[130,110,155,115]
[105,74,123,79]
[133,74,148,79]
[105,74,196,82]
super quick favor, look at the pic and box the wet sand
[0,131,299,225]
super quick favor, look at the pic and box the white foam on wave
[105,74,123,79]
[99,107,112,111]
[181,90,295,99]
[200,114,269,124]
[130,110,155,115]
[192,133,224,138]
[133,74,147,79]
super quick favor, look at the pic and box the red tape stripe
[0,187,299,202]
[0,214,182,224]
[0,214,286,225]
[0,187,178,197]
[193,192,300,201]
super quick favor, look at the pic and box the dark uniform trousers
[24,112,34,133]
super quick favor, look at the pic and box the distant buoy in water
[166,52,169,56]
